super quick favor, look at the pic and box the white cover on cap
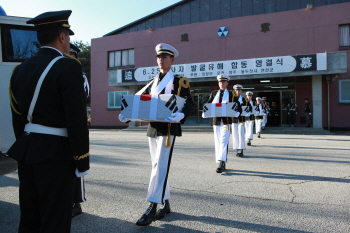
[217,74,230,81]
[233,84,243,90]
[155,43,179,57]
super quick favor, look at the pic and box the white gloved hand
[246,112,251,117]
[75,168,89,177]
[233,112,240,118]
[166,112,185,123]
[202,112,207,118]
[288,112,290,115]
[118,114,129,122]
[295,112,298,115]
[309,113,312,115]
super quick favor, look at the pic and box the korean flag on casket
[252,106,260,116]
[203,102,238,118]
[241,106,250,117]
[121,94,186,122]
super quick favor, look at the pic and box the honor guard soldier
[244,91,254,146]
[254,97,264,138]
[231,84,246,157]
[304,98,313,127]
[261,97,268,130]
[287,99,297,127]
[119,43,193,226]
[7,10,89,232]
[69,43,90,217]
[205,74,233,173]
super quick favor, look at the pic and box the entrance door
[255,91,281,127]
[184,93,211,125]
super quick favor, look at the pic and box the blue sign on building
[217,27,228,37]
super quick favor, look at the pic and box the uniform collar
[40,46,63,56]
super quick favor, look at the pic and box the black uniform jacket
[144,74,193,138]
[207,90,233,125]
[7,48,89,172]
[245,100,255,121]
[232,96,247,123]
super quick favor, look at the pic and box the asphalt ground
[1,129,350,233]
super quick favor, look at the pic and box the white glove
[295,112,297,115]
[75,168,89,177]
[233,112,240,118]
[309,113,312,115]
[118,114,129,122]
[166,112,184,123]
[288,112,290,115]
[246,112,251,117]
[202,112,208,118]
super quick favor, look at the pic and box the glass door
[184,93,211,125]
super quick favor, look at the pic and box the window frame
[1,24,39,62]
[339,24,350,50]
[108,49,134,68]
[339,79,350,104]
[107,90,129,109]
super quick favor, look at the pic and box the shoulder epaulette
[63,53,81,65]
[177,77,190,96]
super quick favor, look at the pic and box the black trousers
[18,159,76,233]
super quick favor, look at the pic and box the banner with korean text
[118,53,327,83]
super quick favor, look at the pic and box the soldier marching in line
[261,97,269,130]
[287,98,297,127]
[205,74,233,173]
[231,84,247,157]
[7,10,89,232]
[119,43,193,226]
[254,97,264,138]
[244,91,254,146]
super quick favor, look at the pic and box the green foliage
[71,40,91,105]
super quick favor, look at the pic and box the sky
[1,0,181,44]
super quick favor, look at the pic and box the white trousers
[262,115,267,127]
[245,120,253,140]
[147,136,175,204]
[232,122,245,150]
[255,119,262,133]
[213,121,231,163]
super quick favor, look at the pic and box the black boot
[258,133,260,138]
[247,139,251,146]
[236,149,240,157]
[156,200,171,220]
[136,202,157,226]
[237,149,244,157]
[72,203,82,218]
[216,161,226,173]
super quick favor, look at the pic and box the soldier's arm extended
[60,60,89,172]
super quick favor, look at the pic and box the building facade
[91,0,350,130]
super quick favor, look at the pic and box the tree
[72,40,91,105]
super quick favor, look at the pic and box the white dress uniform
[254,97,264,137]
[244,92,254,144]
[262,98,268,128]
[231,85,246,157]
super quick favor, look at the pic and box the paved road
[1,129,350,232]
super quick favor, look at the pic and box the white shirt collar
[41,46,63,56]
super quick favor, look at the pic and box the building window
[339,80,350,104]
[108,49,134,68]
[339,25,350,49]
[107,91,129,108]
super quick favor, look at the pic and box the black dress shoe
[72,203,82,218]
[237,150,244,157]
[247,139,251,146]
[156,200,171,220]
[216,161,226,173]
[136,203,157,226]
[258,133,261,138]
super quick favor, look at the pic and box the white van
[0,14,38,175]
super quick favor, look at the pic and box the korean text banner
[119,53,327,83]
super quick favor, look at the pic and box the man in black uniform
[269,101,279,126]
[287,99,297,127]
[120,43,193,226]
[304,98,313,127]
[205,74,233,173]
[69,43,90,218]
[7,10,89,233]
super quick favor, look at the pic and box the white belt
[25,122,68,137]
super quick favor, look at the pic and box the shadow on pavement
[0,174,19,187]
[222,169,350,183]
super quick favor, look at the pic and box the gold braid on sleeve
[9,65,21,115]
[73,152,89,160]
